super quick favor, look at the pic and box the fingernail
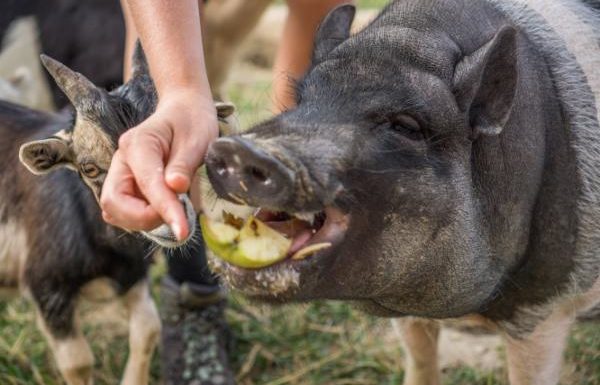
[171,222,183,241]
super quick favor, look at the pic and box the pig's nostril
[246,166,270,185]
[207,137,295,205]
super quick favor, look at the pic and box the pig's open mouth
[254,207,348,261]
[204,206,350,297]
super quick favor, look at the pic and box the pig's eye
[390,115,423,141]
[80,162,100,178]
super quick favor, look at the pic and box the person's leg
[161,240,234,385]
[273,0,352,111]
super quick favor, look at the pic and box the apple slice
[196,166,255,222]
[200,215,292,269]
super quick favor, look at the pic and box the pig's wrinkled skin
[204,0,600,361]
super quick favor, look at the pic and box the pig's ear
[313,4,355,63]
[453,26,518,138]
[19,134,75,175]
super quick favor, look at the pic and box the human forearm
[125,0,211,98]
[274,0,352,111]
[102,0,218,239]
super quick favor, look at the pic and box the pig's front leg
[398,318,441,385]
[503,312,574,385]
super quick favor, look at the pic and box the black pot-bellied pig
[201,1,600,384]
[8,45,235,385]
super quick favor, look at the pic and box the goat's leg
[120,280,161,385]
[34,300,94,385]
[398,318,441,385]
[504,312,574,385]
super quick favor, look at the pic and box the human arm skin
[273,0,353,111]
[101,0,216,240]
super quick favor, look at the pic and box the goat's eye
[80,162,100,178]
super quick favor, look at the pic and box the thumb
[165,136,204,194]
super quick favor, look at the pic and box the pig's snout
[205,137,295,206]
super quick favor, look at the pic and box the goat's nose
[205,137,294,205]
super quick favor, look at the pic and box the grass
[1,287,600,385]
[1,2,600,384]
[228,299,404,385]
[564,324,600,385]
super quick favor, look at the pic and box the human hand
[100,89,218,240]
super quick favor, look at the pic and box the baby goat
[1,45,234,385]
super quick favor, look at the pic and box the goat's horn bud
[131,41,150,79]
[40,54,101,113]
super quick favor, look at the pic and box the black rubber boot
[160,275,235,385]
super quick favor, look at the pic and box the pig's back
[488,0,600,321]
[509,0,600,93]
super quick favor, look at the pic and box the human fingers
[100,149,163,230]
[125,125,190,240]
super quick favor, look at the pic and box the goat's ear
[215,102,240,136]
[19,135,74,175]
[131,40,150,79]
[313,4,355,64]
[453,26,518,138]
[216,101,235,119]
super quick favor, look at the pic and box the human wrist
[158,83,212,104]
[160,86,215,113]
[156,88,218,136]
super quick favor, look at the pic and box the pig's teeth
[291,242,332,260]
[294,212,317,224]
[228,193,247,205]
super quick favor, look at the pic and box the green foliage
[356,0,390,8]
